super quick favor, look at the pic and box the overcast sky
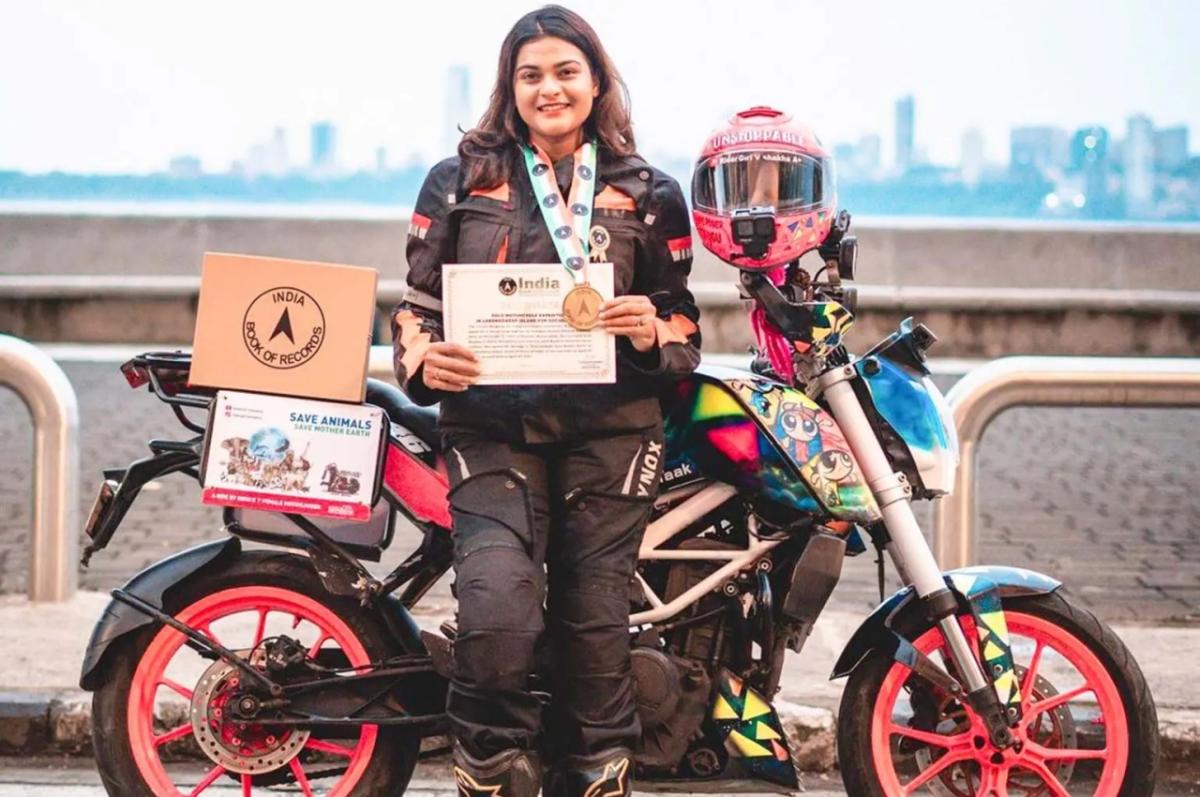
[3,0,1198,174]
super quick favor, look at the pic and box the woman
[390,6,699,796]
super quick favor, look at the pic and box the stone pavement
[0,759,861,797]
[2,357,1199,624]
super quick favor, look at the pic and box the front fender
[80,538,241,690]
[830,565,1061,680]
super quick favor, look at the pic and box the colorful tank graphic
[663,367,880,525]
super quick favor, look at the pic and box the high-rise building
[894,95,914,173]
[1070,126,1110,218]
[1154,126,1189,172]
[1010,126,1069,175]
[961,128,985,188]
[857,134,881,177]
[444,65,473,158]
[1123,114,1155,217]
[311,121,337,171]
[832,134,881,181]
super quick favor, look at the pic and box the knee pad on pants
[451,471,545,692]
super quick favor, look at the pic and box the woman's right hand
[421,342,481,392]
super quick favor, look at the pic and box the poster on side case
[201,390,384,522]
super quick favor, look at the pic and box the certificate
[443,262,617,385]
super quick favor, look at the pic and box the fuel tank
[662,366,880,525]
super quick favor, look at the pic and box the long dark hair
[458,5,636,191]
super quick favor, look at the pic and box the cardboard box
[190,252,378,402]
[201,390,386,523]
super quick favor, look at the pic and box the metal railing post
[0,335,79,601]
[931,356,1200,570]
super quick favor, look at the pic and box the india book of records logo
[242,286,326,369]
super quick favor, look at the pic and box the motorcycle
[79,216,1158,796]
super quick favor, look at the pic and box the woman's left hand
[599,294,658,352]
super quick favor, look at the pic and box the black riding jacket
[391,145,701,443]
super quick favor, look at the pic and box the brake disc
[190,656,310,775]
[913,671,1078,797]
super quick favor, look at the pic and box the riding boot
[452,742,542,797]
[542,748,633,797]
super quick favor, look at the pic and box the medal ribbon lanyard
[522,140,597,284]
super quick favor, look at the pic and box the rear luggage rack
[121,351,214,431]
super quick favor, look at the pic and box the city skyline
[3,1,1199,174]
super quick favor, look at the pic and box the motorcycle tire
[837,590,1158,797]
[91,549,420,796]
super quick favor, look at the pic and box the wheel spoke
[1020,641,1045,711]
[308,632,331,659]
[153,722,194,747]
[289,757,316,797]
[976,765,1009,797]
[159,677,194,701]
[305,737,356,757]
[198,624,225,650]
[1027,684,1093,720]
[1021,759,1072,797]
[252,608,269,648]
[188,764,226,796]
[242,773,252,796]
[890,722,969,749]
[1029,740,1110,762]
[901,749,972,795]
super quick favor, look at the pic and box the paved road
[0,759,856,796]
[0,759,1197,796]
[2,361,1199,624]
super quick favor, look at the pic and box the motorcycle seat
[364,378,441,452]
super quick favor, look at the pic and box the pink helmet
[691,107,837,269]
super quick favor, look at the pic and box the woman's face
[513,36,599,147]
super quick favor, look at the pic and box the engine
[631,538,742,769]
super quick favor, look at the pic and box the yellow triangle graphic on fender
[983,640,1005,661]
[755,721,782,741]
[728,729,772,758]
[741,690,772,720]
[713,694,739,720]
[981,610,1008,636]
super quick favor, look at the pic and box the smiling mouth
[538,103,570,112]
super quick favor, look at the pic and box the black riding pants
[443,427,663,760]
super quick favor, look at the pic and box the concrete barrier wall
[3,278,1198,357]
[2,213,1199,290]
[2,213,1198,355]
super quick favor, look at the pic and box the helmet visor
[692,150,832,216]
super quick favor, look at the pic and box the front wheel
[91,550,420,796]
[838,591,1158,796]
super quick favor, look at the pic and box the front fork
[819,365,1018,749]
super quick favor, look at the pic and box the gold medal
[589,225,610,263]
[562,283,604,331]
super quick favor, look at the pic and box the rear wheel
[91,550,420,796]
[838,591,1158,796]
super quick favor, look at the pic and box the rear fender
[80,538,432,692]
[830,565,1061,680]
[79,538,241,690]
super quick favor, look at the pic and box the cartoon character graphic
[774,402,834,462]
[800,449,855,507]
